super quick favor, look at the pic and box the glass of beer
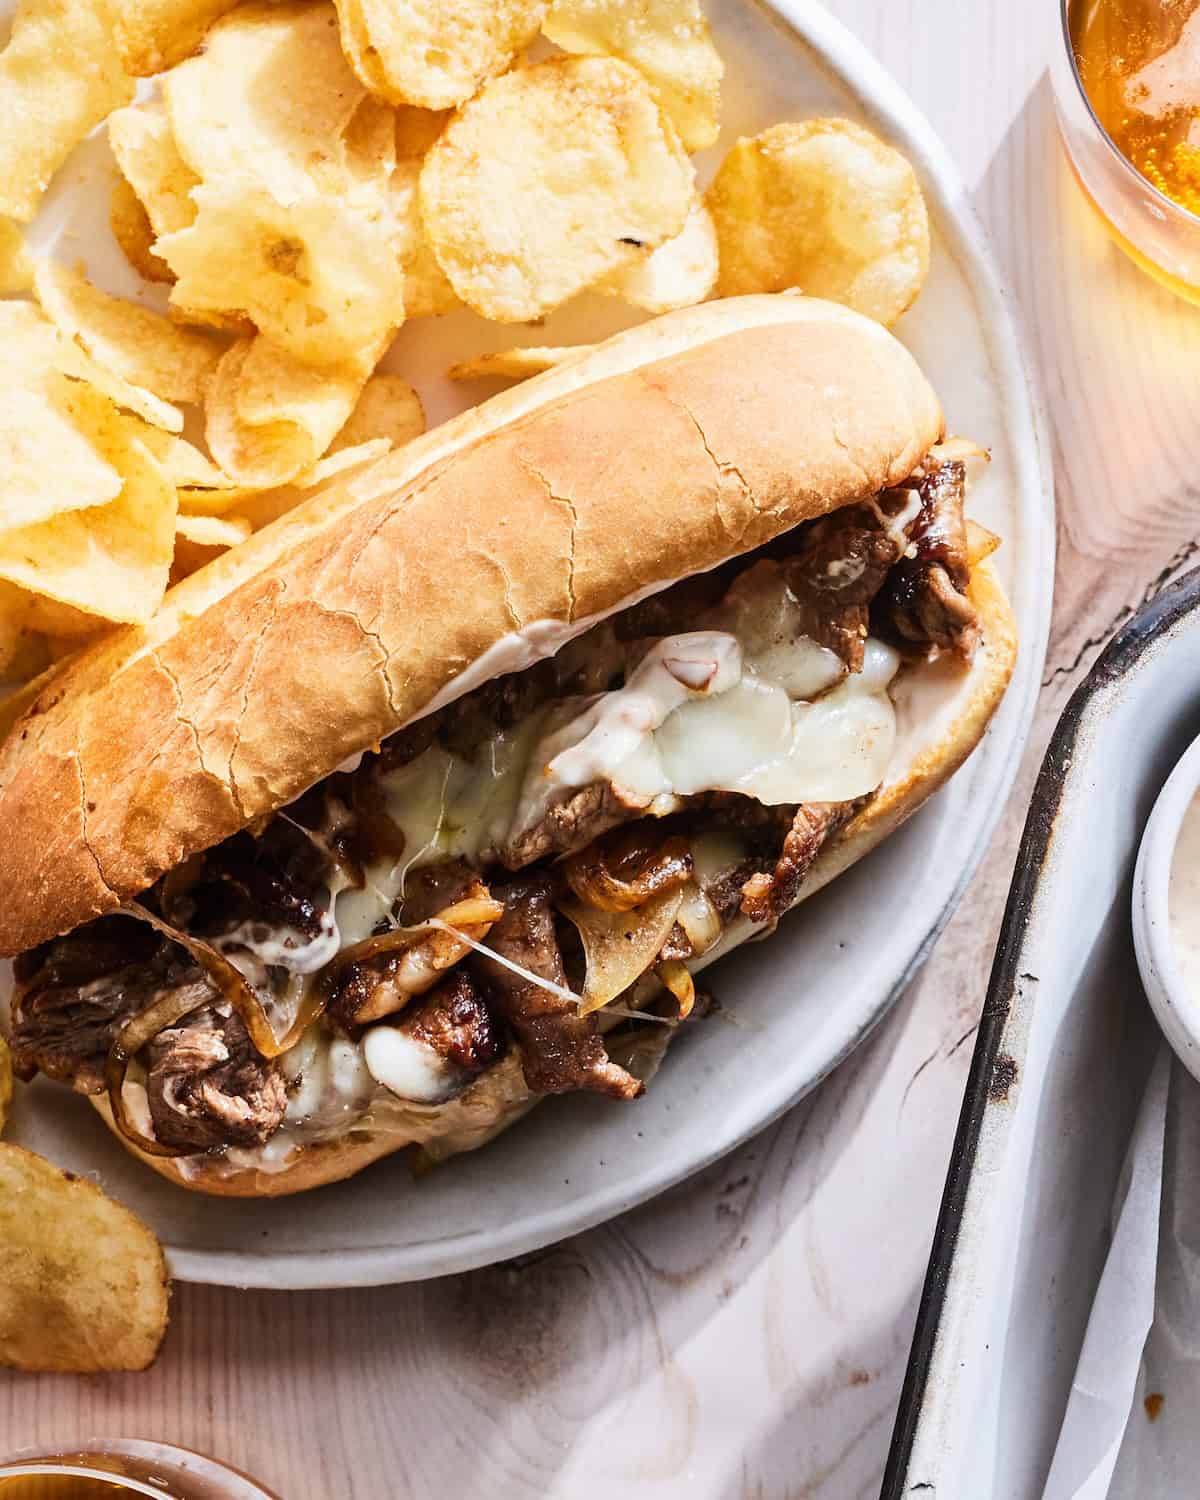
[0,1442,278,1500]
[1054,0,1200,301]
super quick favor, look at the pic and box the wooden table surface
[7,2,1200,1495]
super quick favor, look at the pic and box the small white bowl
[1133,732,1200,1080]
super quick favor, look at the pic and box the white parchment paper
[1040,1046,1200,1499]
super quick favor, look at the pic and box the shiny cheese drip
[331,566,899,946]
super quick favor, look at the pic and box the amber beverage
[1055,0,1200,300]
[0,1445,278,1500]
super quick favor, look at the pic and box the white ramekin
[1133,732,1200,1081]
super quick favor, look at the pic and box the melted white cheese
[363,1026,462,1104]
[330,565,898,949]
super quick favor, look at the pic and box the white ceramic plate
[1,0,1053,1287]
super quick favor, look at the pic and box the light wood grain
[7,2,1200,1495]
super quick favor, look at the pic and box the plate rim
[150,0,1055,1288]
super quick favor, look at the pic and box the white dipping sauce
[1169,790,1200,998]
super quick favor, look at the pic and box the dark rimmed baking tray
[882,564,1200,1498]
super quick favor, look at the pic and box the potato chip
[125,423,233,489]
[295,438,391,488]
[196,439,386,531]
[0,380,124,534]
[706,118,931,325]
[160,181,405,368]
[447,345,591,381]
[598,200,717,312]
[0,415,176,623]
[394,105,451,160]
[56,338,185,433]
[0,0,135,223]
[110,178,173,285]
[0,1144,169,1373]
[2,294,183,432]
[329,373,425,452]
[0,580,36,678]
[0,1037,11,1135]
[23,594,109,638]
[205,336,370,487]
[108,99,200,239]
[176,485,258,515]
[115,0,241,75]
[421,57,694,322]
[34,261,224,406]
[383,159,460,318]
[176,512,252,548]
[335,0,547,110]
[543,0,723,152]
[164,3,368,200]
[0,217,32,294]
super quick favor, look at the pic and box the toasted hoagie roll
[0,295,1016,1196]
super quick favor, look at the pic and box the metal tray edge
[881,562,1200,1497]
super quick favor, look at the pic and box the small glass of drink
[1053,0,1200,302]
[0,1442,279,1500]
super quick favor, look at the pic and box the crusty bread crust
[100,560,1016,1198]
[0,295,941,956]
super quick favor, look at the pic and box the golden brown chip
[0,1037,11,1135]
[706,118,931,325]
[0,1144,169,1373]
[176,484,257,515]
[56,339,185,433]
[543,0,724,152]
[0,217,32,294]
[175,512,251,548]
[294,438,391,488]
[597,200,717,312]
[383,159,460,318]
[108,99,200,239]
[447,345,592,381]
[22,594,109,638]
[330,373,425,451]
[6,288,185,433]
[205,336,372,488]
[164,3,369,198]
[160,181,405,368]
[0,376,124,534]
[335,0,548,110]
[394,105,451,160]
[0,0,135,223]
[114,0,241,75]
[130,424,234,489]
[0,580,37,680]
[0,413,177,623]
[34,261,224,406]
[110,177,174,285]
[420,57,694,322]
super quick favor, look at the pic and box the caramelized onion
[122,903,322,1060]
[104,979,213,1157]
[657,960,696,1020]
[564,828,693,913]
[559,888,684,1015]
[321,895,504,978]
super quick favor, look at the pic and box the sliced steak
[498,779,653,870]
[327,863,496,1028]
[738,802,852,923]
[399,968,507,1078]
[874,459,979,659]
[11,918,182,1092]
[146,1008,286,1153]
[469,877,641,1100]
[782,510,903,672]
